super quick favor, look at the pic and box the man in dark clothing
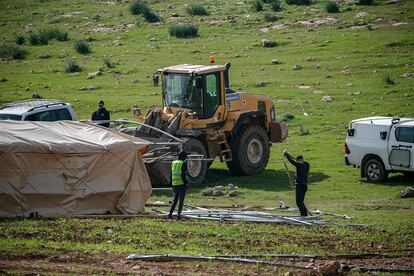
[91,100,110,127]
[168,151,188,220]
[284,150,310,216]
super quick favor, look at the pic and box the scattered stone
[293,64,302,71]
[228,183,236,190]
[112,40,123,46]
[386,0,401,4]
[400,186,414,198]
[228,190,238,197]
[318,261,340,276]
[212,189,224,197]
[201,188,213,196]
[261,39,276,48]
[32,92,41,99]
[58,54,67,59]
[347,83,352,86]
[87,71,102,79]
[354,12,369,18]
[256,81,270,87]
[298,85,311,89]
[402,72,414,78]
[171,12,180,17]
[79,86,99,91]
[37,54,51,59]
[264,13,277,22]
[295,17,337,27]
[213,186,224,192]
[321,95,333,102]
[373,69,379,74]
[25,87,30,91]
[271,59,280,65]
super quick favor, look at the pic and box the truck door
[388,125,414,171]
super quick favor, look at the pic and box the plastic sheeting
[0,121,152,217]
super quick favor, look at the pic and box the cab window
[205,73,220,118]
[395,127,414,143]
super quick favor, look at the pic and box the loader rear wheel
[183,138,207,185]
[227,124,270,176]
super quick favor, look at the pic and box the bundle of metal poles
[153,205,363,227]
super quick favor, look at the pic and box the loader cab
[160,64,226,124]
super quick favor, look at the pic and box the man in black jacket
[91,100,110,127]
[284,150,310,216]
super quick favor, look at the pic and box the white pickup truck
[345,116,414,182]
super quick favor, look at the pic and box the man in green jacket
[168,151,188,220]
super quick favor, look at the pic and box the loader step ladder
[218,139,232,162]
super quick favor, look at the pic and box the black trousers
[169,185,186,216]
[295,184,308,216]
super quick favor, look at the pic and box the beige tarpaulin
[0,121,152,217]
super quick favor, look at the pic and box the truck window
[0,114,22,120]
[55,108,72,120]
[205,73,220,118]
[395,127,414,143]
[25,110,57,121]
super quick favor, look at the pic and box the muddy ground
[1,251,413,275]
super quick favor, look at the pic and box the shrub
[264,13,277,22]
[325,1,340,13]
[74,40,91,54]
[281,112,295,122]
[186,4,209,16]
[383,74,395,85]
[14,34,26,45]
[0,43,27,60]
[270,0,283,11]
[299,125,309,135]
[169,24,198,38]
[285,0,311,5]
[251,0,263,11]
[29,30,49,45]
[128,0,149,15]
[358,0,373,5]
[143,9,161,23]
[65,58,82,73]
[50,29,69,41]
[103,58,117,68]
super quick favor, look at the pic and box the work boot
[167,214,173,220]
[176,215,182,220]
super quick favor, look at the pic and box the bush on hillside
[29,30,50,45]
[251,0,264,12]
[74,40,91,54]
[128,0,149,15]
[325,1,340,13]
[186,4,209,16]
[143,9,161,23]
[285,0,311,5]
[358,0,373,5]
[169,24,198,38]
[14,34,26,45]
[383,74,395,85]
[65,58,82,73]
[0,43,27,60]
[270,0,283,11]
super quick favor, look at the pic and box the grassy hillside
[0,0,413,273]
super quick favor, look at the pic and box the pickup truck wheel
[364,159,388,183]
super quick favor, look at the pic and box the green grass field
[1,0,413,273]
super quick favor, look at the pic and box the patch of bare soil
[1,251,413,275]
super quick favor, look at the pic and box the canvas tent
[0,121,152,217]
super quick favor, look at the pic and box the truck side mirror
[196,77,203,89]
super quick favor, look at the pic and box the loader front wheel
[227,124,270,176]
[183,138,207,185]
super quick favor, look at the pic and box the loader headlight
[270,106,276,121]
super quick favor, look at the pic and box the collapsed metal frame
[89,119,208,163]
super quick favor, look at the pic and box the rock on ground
[228,190,238,197]
[321,95,333,102]
[261,39,276,48]
[318,261,340,275]
[87,71,102,79]
[400,186,414,198]
[201,188,213,196]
